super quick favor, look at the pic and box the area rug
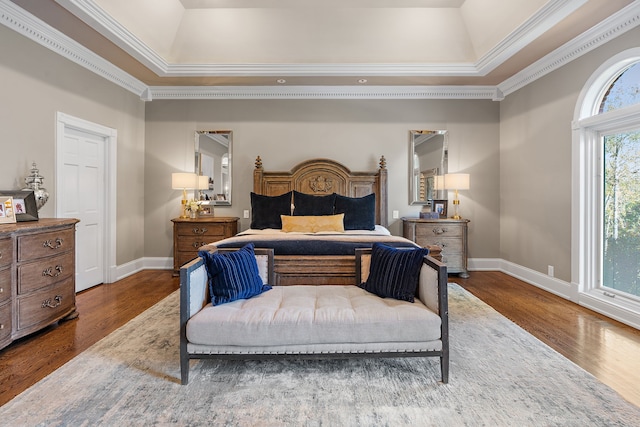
[1,284,639,426]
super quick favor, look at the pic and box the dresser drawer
[0,268,10,304]
[17,228,75,261]
[176,223,228,238]
[17,251,75,295]
[15,278,75,333]
[0,238,12,268]
[0,300,11,345]
[415,224,463,239]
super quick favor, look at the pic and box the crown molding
[0,0,148,97]
[498,1,640,97]
[148,85,503,100]
[475,0,587,75]
[2,0,639,101]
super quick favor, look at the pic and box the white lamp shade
[172,172,198,190]
[444,173,470,190]
[198,175,210,190]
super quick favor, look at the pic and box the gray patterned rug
[1,284,639,426]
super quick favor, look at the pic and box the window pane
[602,129,640,297]
[599,62,640,113]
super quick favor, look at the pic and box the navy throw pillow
[334,193,376,230]
[198,243,272,305]
[359,243,429,302]
[292,191,336,216]
[250,191,292,229]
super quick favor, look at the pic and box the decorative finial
[255,156,263,169]
[379,156,387,170]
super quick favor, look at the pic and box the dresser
[403,217,470,278]
[0,218,78,350]
[172,217,239,276]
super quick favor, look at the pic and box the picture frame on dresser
[198,201,215,217]
[0,196,16,224]
[0,191,38,222]
[432,199,448,218]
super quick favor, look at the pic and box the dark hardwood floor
[0,270,180,407]
[1,270,639,408]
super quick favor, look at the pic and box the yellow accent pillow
[281,214,345,233]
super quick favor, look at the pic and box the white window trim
[572,48,640,329]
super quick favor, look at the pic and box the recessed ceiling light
[277,79,286,84]
[358,79,368,84]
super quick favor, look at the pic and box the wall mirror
[409,130,448,205]
[195,130,232,206]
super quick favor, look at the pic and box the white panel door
[60,127,105,292]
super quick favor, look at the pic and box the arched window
[573,49,640,329]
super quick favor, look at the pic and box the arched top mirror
[195,130,232,206]
[409,130,448,205]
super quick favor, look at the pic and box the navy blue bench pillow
[359,243,429,302]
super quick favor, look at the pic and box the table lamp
[172,172,197,218]
[444,173,470,219]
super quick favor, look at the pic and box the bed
[202,156,440,286]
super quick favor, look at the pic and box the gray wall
[4,14,637,281]
[499,25,640,282]
[0,24,146,266]
[145,99,501,260]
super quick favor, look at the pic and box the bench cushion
[186,285,441,347]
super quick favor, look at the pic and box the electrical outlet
[392,210,399,219]
[548,265,554,277]
[243,209,250,219]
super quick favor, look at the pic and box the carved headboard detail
[253,156,388,227]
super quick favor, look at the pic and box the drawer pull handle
[42,295,62,309]
[43,238,64,250]
[192,242,207,248]
[192,227,208,235]
[0,323,3,330]
[432,228,447,235]
[43,265,63,277]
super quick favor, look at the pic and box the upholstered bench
[180,247,448,385]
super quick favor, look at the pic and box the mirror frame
[195,130,232,206]
[409,130,448,205]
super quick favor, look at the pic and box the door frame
[55,112,118,284]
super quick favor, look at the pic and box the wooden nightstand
[403,217,470,278]
[171,217,239,276]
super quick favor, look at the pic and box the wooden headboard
[253,156,388,227]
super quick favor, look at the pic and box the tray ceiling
[6,0,638,89]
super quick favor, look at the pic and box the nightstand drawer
[419,237,462,254]
[176,223,227,238]
[415,224,463,238]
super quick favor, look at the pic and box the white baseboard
[112,257,172,282]
[469,257,640,329]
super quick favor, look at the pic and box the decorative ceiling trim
[475,0,587,75]
[147,85,503,100]
[55,0,584,79]
[0,0,148,97]
[498,1,640,97]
